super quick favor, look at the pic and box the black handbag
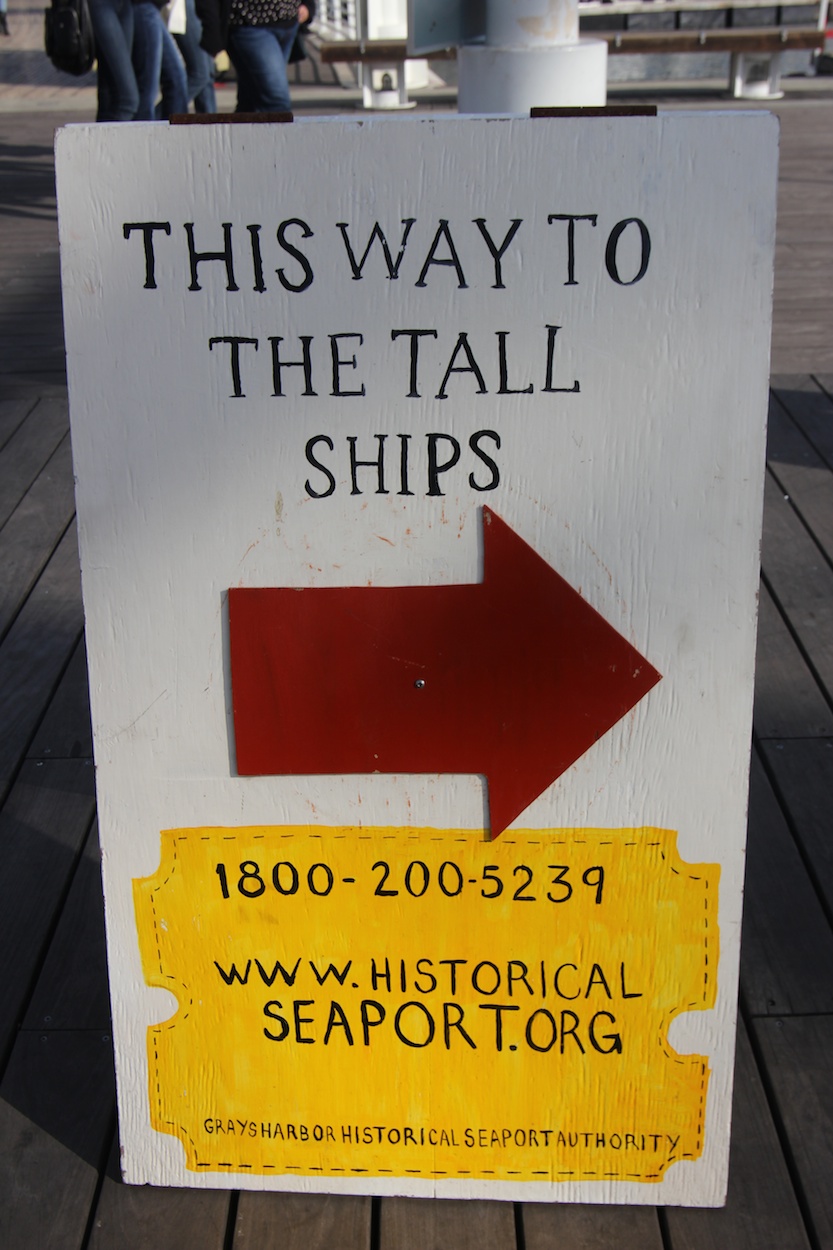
[288,0,315,63]
[45,0,95,77]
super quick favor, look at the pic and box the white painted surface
[56,112,778,1204]
[457,41,608,112]
[485,0,579,46]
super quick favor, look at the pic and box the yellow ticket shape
[134,826,718,1183]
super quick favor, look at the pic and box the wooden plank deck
[1,97,832,1248]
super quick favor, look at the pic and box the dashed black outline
[137,825,718,1183]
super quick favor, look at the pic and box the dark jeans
[132,0,188,120]
[228,21,298,113]
[172,0,216,113]
[89,0,139,121]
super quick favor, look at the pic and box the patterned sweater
[229,0,299,27]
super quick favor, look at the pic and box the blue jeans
[228,21,298,113]
[171,0,216,113]
[89,0,139,121]
[132,0,188,120]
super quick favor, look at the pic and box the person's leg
[193,50,217,112]
[132,0,165,120]
[274,22,298,61]
[227,22,297,113]
[158,25,189,115]
[174,0,217,112]
[235,72,255,113]
[89,0,140,120]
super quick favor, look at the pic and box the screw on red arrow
[228,506,661,837]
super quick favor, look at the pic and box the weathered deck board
[740,752,833,1016]
[0,395,69,531]
[379,1196,517,1250]
[522,1200,664,1248]
[0,433,76,641]
[760,472,833,701]
[771,375,833,472]
[753,583,833,740]
[769,108,833,373]
[752,1015,833,1250]
[87,1139,231,1250]
[0,520,84,796]
[662,1026,812,1250]
[0,397,32,449]
[767,383,833,557]
[0,758,95,1059]
[22,821,109,1032]
[27,636,93,762]
[233,1191,372,1250]
[757,738,833,919]
[0,1030,115,1250]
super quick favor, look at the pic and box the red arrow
[229,507,660,837]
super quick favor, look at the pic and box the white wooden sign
[56,112,777,1206]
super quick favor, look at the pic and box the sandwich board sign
[56,111,777,1206]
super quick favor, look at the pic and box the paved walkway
[2,0,833,113]
[0,0,394,112]
[1,32,833,1250]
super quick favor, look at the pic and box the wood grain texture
[88,1138,230,1250]
[664,1025,812,1249]
[740,752,833,1016]
[0,758,95,1053]
[0,398,32,450]
[0,520,84,794]
[23,821,109,1031]
[760,473,833,702]
[752,1015,833,1250]
[380,1196,517,1250]
[27,636,94,762]
[0,1030,114,1250]
[758,738,833,916]
[771,376,833,473]
[603,26,823,52]
[0,434,76,641]
[233,1190,371,1250]
[522,1200,664,1249]
[753,584,833,740]
[766,390,833,561]
[0,395,69,530]
[769,107,833,374]
[814,374,833,401]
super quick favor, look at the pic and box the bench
[581,0,828,97]
[317,0,827,102]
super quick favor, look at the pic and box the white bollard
[485,0,578,46]
[458,0,607,114]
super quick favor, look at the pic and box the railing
[314,0,360,41]
[318,0,829,46]
[577,0,828,29]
